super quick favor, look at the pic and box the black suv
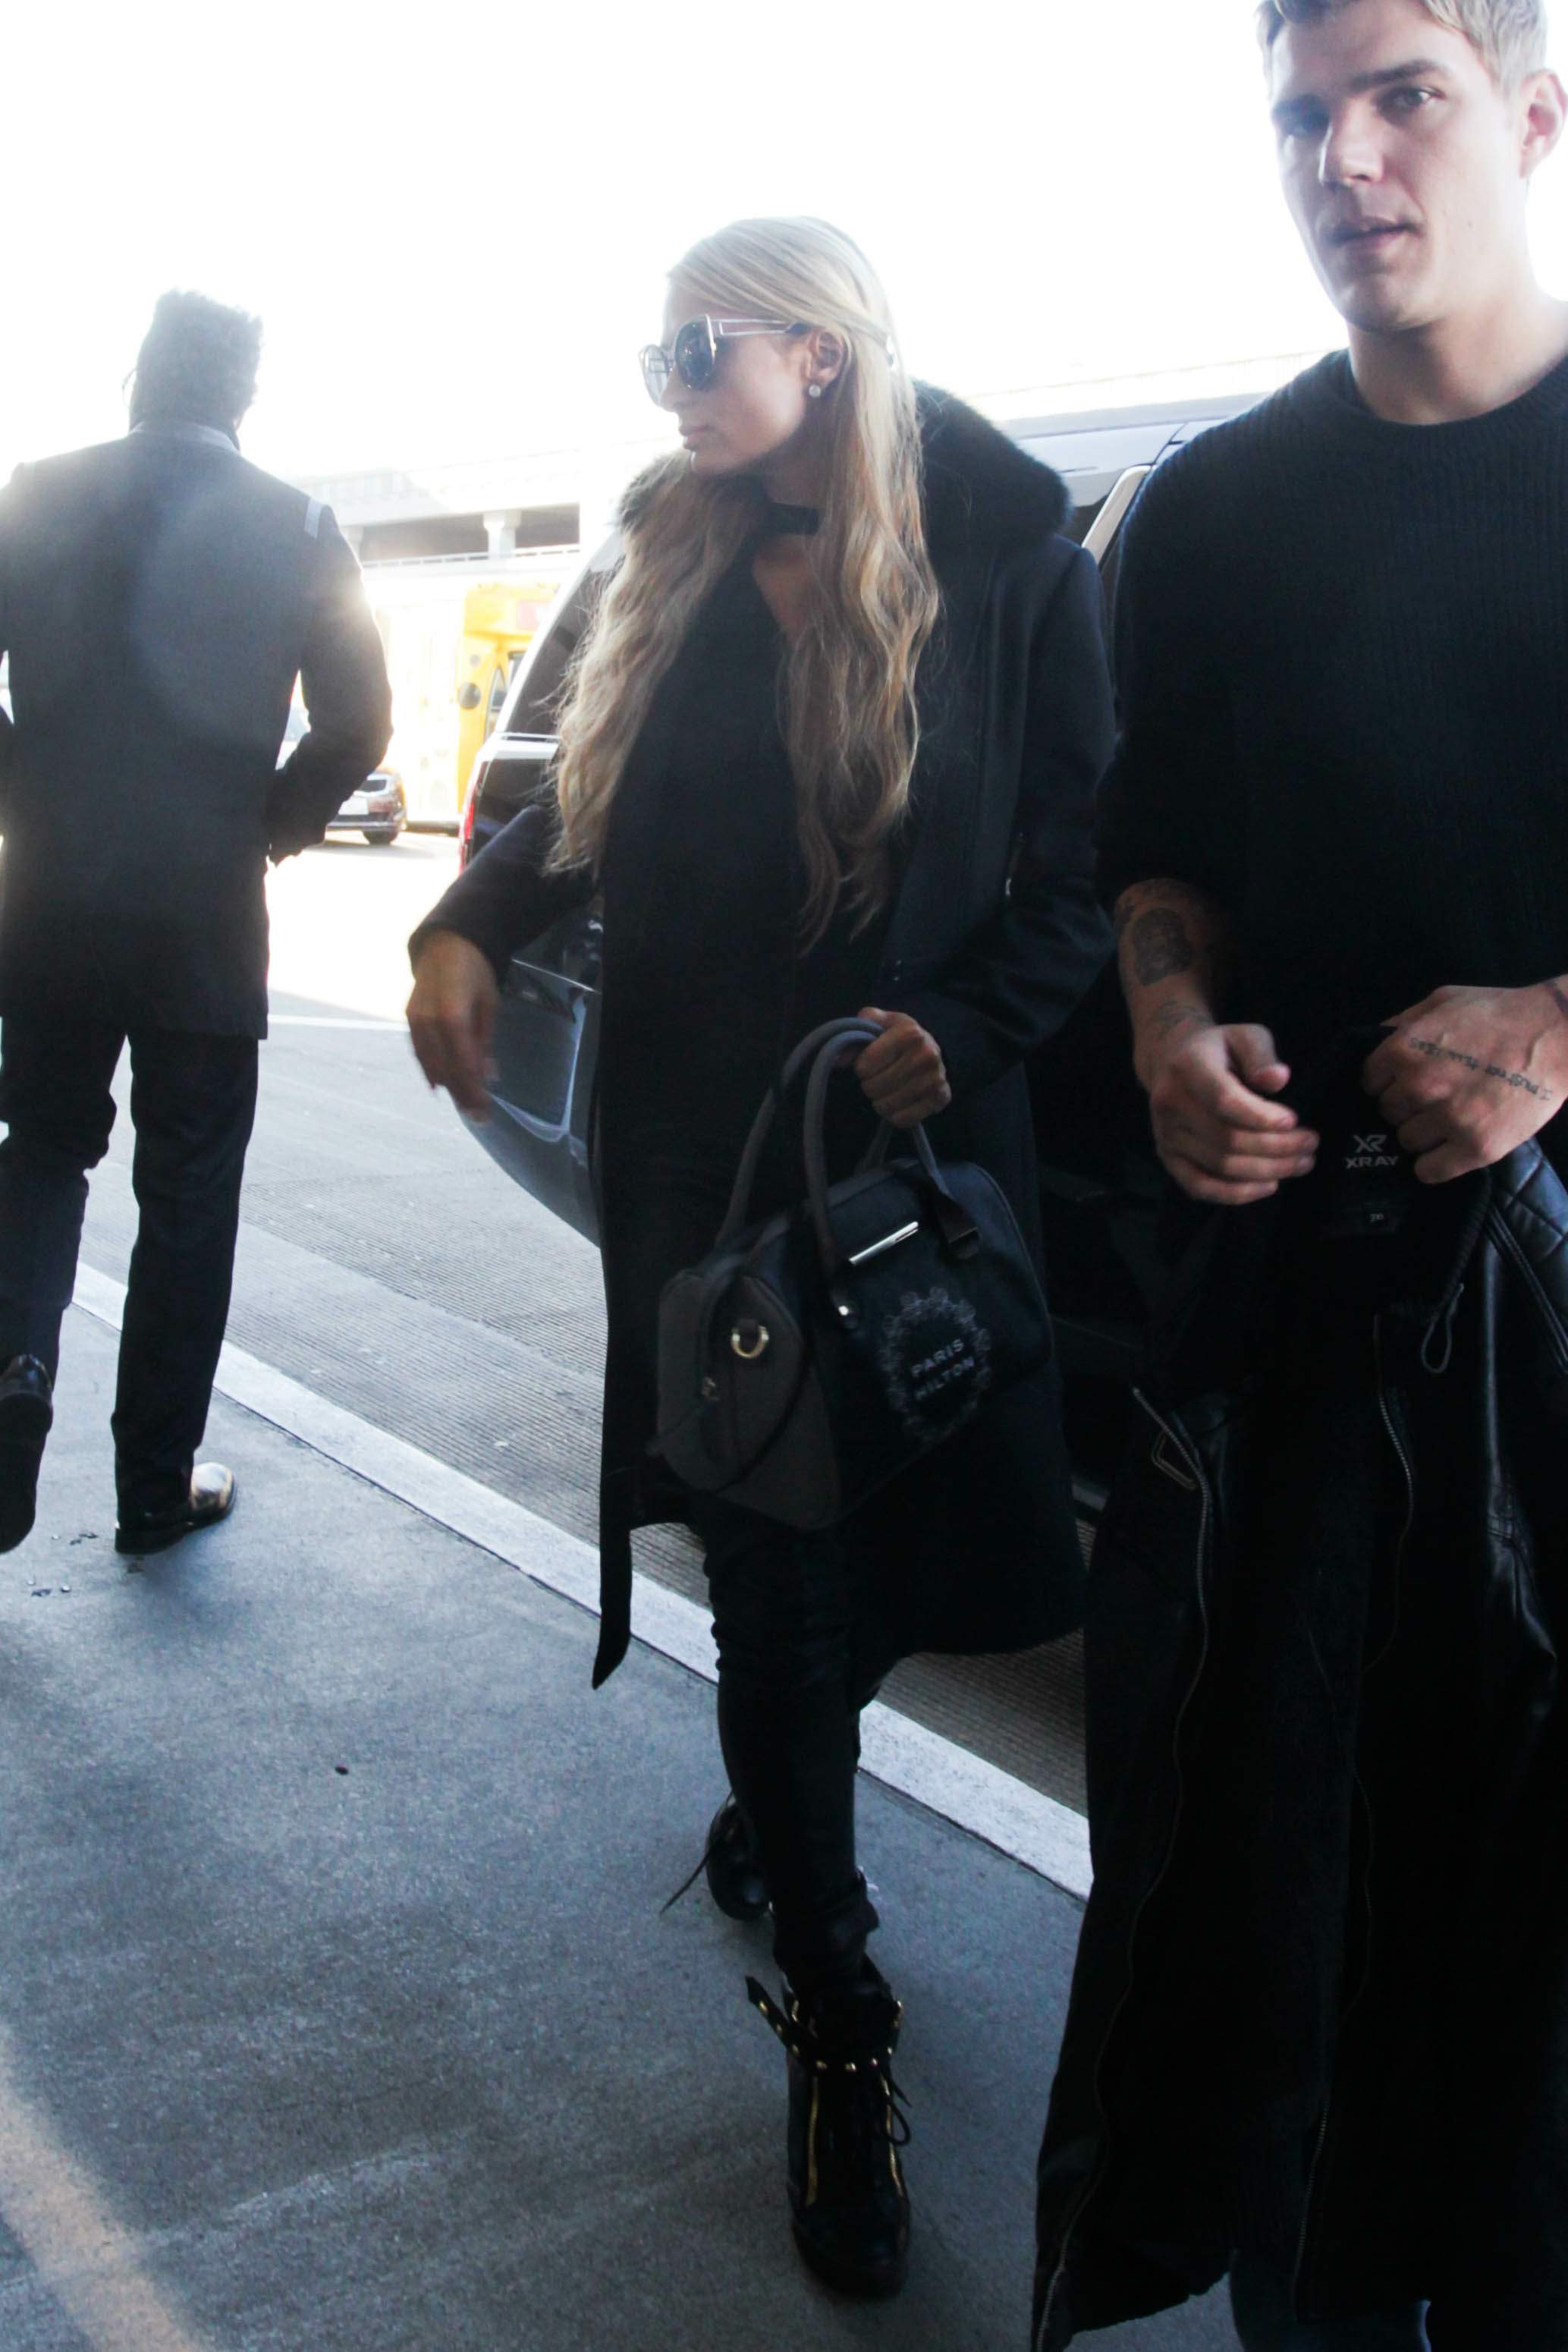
[452,395,1257,1495]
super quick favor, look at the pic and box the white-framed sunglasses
[639,316,806,405]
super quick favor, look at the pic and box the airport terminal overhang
[293,358,1311,566]
[289,439,609,562]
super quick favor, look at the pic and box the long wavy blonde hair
[550,217,941,944]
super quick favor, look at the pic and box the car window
[501,554,614,738]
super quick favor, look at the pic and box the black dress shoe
[705,1794,770,1922]
[0,1356,53,1555]
[749,1962,912,2300]
[115,1463,237,1556]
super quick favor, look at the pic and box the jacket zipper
[1293,1778,1387,2313]
[1035,1388,1216,2351]
[1488,1210,1568,1380]
[1367,1311,1416,1672]
[1293,1312,1412,2310]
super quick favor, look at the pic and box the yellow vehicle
[366,562,569,829]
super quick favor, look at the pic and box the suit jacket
[0,422,391,1036]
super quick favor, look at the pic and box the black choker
[757,501,820,539]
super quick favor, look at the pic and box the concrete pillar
[484,509,523,557]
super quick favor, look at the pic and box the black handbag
[653,1017,1053,1529]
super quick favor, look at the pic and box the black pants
[0,1013,259,1518]
[696,1495,900,1996]
[1230,2259,1430,2347]
[620,1142,902,1998]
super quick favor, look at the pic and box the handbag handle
[712,1015,976,1278]
[713,1017,890,1251]
[800,1024,978,1281]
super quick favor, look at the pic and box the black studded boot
[748,1964,912,2299]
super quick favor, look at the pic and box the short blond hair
[1256,0,1548,86]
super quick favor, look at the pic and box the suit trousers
[0,1012,258,1518]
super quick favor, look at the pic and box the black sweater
[1098,351,1568,1085]
[614,555,885,1186]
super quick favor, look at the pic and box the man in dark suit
[0,290,391,1555]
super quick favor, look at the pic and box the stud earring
[807,382,824,400]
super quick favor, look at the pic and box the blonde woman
[408,217,1113,2298]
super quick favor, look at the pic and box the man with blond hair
[1035,2,1568,2345]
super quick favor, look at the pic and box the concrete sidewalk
[0,1307,1233,2352]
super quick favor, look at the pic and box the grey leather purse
[653,1017,1052,1528]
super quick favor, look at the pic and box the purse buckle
[847,1219,920,1269]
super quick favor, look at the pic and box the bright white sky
[2,0,1565,484]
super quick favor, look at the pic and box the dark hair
[1255,0,1548,86]
[128,291,263,432]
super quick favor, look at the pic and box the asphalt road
[73,832,1090,1813]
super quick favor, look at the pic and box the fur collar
[616,381,1071,559]
[916,383,1070,563]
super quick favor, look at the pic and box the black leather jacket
[1034,1136,1568,2348]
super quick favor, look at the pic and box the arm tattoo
[1409,1037,1555,1105]
[1125,909,1198,989]
[1151,1001,1209,1040]
[1114,878,1214,935]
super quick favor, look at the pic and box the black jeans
[0,1013,259,1517]
[696,1494,900,1997]
[1230,2258,1430,2348]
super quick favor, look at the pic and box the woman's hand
[407,929,500,1118]
[853,1009,952,1128]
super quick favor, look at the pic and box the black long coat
[417,391,1115,1684]
[0,423,391,1037]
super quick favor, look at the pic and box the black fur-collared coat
[415,390,1116,1684]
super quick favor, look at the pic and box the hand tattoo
[1409,1037,1555,1105]
[1545,979,1568,1026]
[1124,910,1198,988]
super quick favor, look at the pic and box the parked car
[362,563,570,831]
[453,394,1262,1498]
[276,704,407,844]
[325,769,407,846]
